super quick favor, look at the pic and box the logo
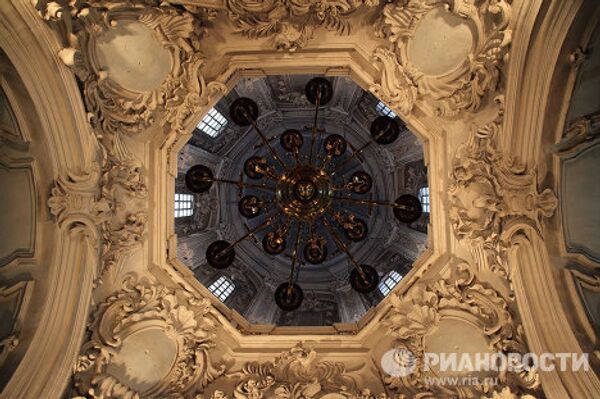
[381,348,417,377]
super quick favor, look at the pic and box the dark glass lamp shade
[263,232,286,255]
[393,194,422,223]
[370,116,400,145]
[304,239,328,264]
[280,129,304,152]
[238,195,262,218]
[323,134,347,158]
[305,77,333,106]
[185,164,214,193]
[350,171,372,194]
[230,97,259,126]
[274,282,304,311]
[350,265,379,293]
[344,218,368,242]
[244,156,268,180]
[206,240,235,269]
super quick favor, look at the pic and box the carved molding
[36,0,226,135]
[205,343,385,399]
[73,278,225,398]
[483,386,537,399]
[224,0,378,52]
[448,103,558,277]
[552,110,600,155]
[371,0,513,117]
[48,134,149,284]
[381,259,540,397]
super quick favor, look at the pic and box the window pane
[378,270,403,296]
[208,276,235,302]
[375,101,397,118]
[197,108,228,138]
[419,187,430,214]
[175,193,194,218]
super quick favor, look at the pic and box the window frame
[197,107,228,138]
[378,270,403,297]
[418,186,430,214]
[375,100,397,118]
[174,193,194,218]
[207,276,235,302]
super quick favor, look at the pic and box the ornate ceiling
[175,74,428,326]
[0,0,599,398]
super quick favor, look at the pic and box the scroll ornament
[35,0,226,136]
[371,0,513,117]
[382,260,541,397]
[73,279,225,398]
[225,0,379,51]
[448,103,557,277]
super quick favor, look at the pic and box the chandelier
[185,78,422,311]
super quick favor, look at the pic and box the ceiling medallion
[186,78,422,311]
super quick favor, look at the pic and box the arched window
[378,270,402,296]
[197,107,228,137]
[207,276,235,302]
[174,193,194,218]
[418,186,430,214]
[375,100,397,118]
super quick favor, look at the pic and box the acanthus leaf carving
[371,0,513,117]
[36,1,226,136]
[48,133,149,284]
[74,278,225,398]
[224,0,378,52]
[369,47,418,115]
[448,102,557,277]
[203,342,389,399]
[381,260,541,398]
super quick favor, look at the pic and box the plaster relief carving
[382,260,540,397]
[448,105,557,277]
[483,386,537,399]
[48,134,148,283]
[225,0,378,52]
[73,278,224,398]
[552,110,600,155]
[371,0,512,117]
[48,168,111,236]
[369,47,418,115]
[205,343,385,399]
[36,1,226,135]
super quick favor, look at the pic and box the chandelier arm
[319,155,331,169]
[215,214,278,259]
[330,141,371,176]
[211,177,275,192]
[333,196,415,210]
[332,179,353,192]
[308,88,322,163]
[287,222,303,292]
[322,217,367,281]
[293,147,301,167]
[328,120,396,176]
[246,116,287,169]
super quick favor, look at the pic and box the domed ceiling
[175,74,429,326]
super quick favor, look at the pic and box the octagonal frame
[156,49,447,342]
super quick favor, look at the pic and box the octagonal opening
[175,75,429,327]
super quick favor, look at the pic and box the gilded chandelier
[186,78,422,311]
